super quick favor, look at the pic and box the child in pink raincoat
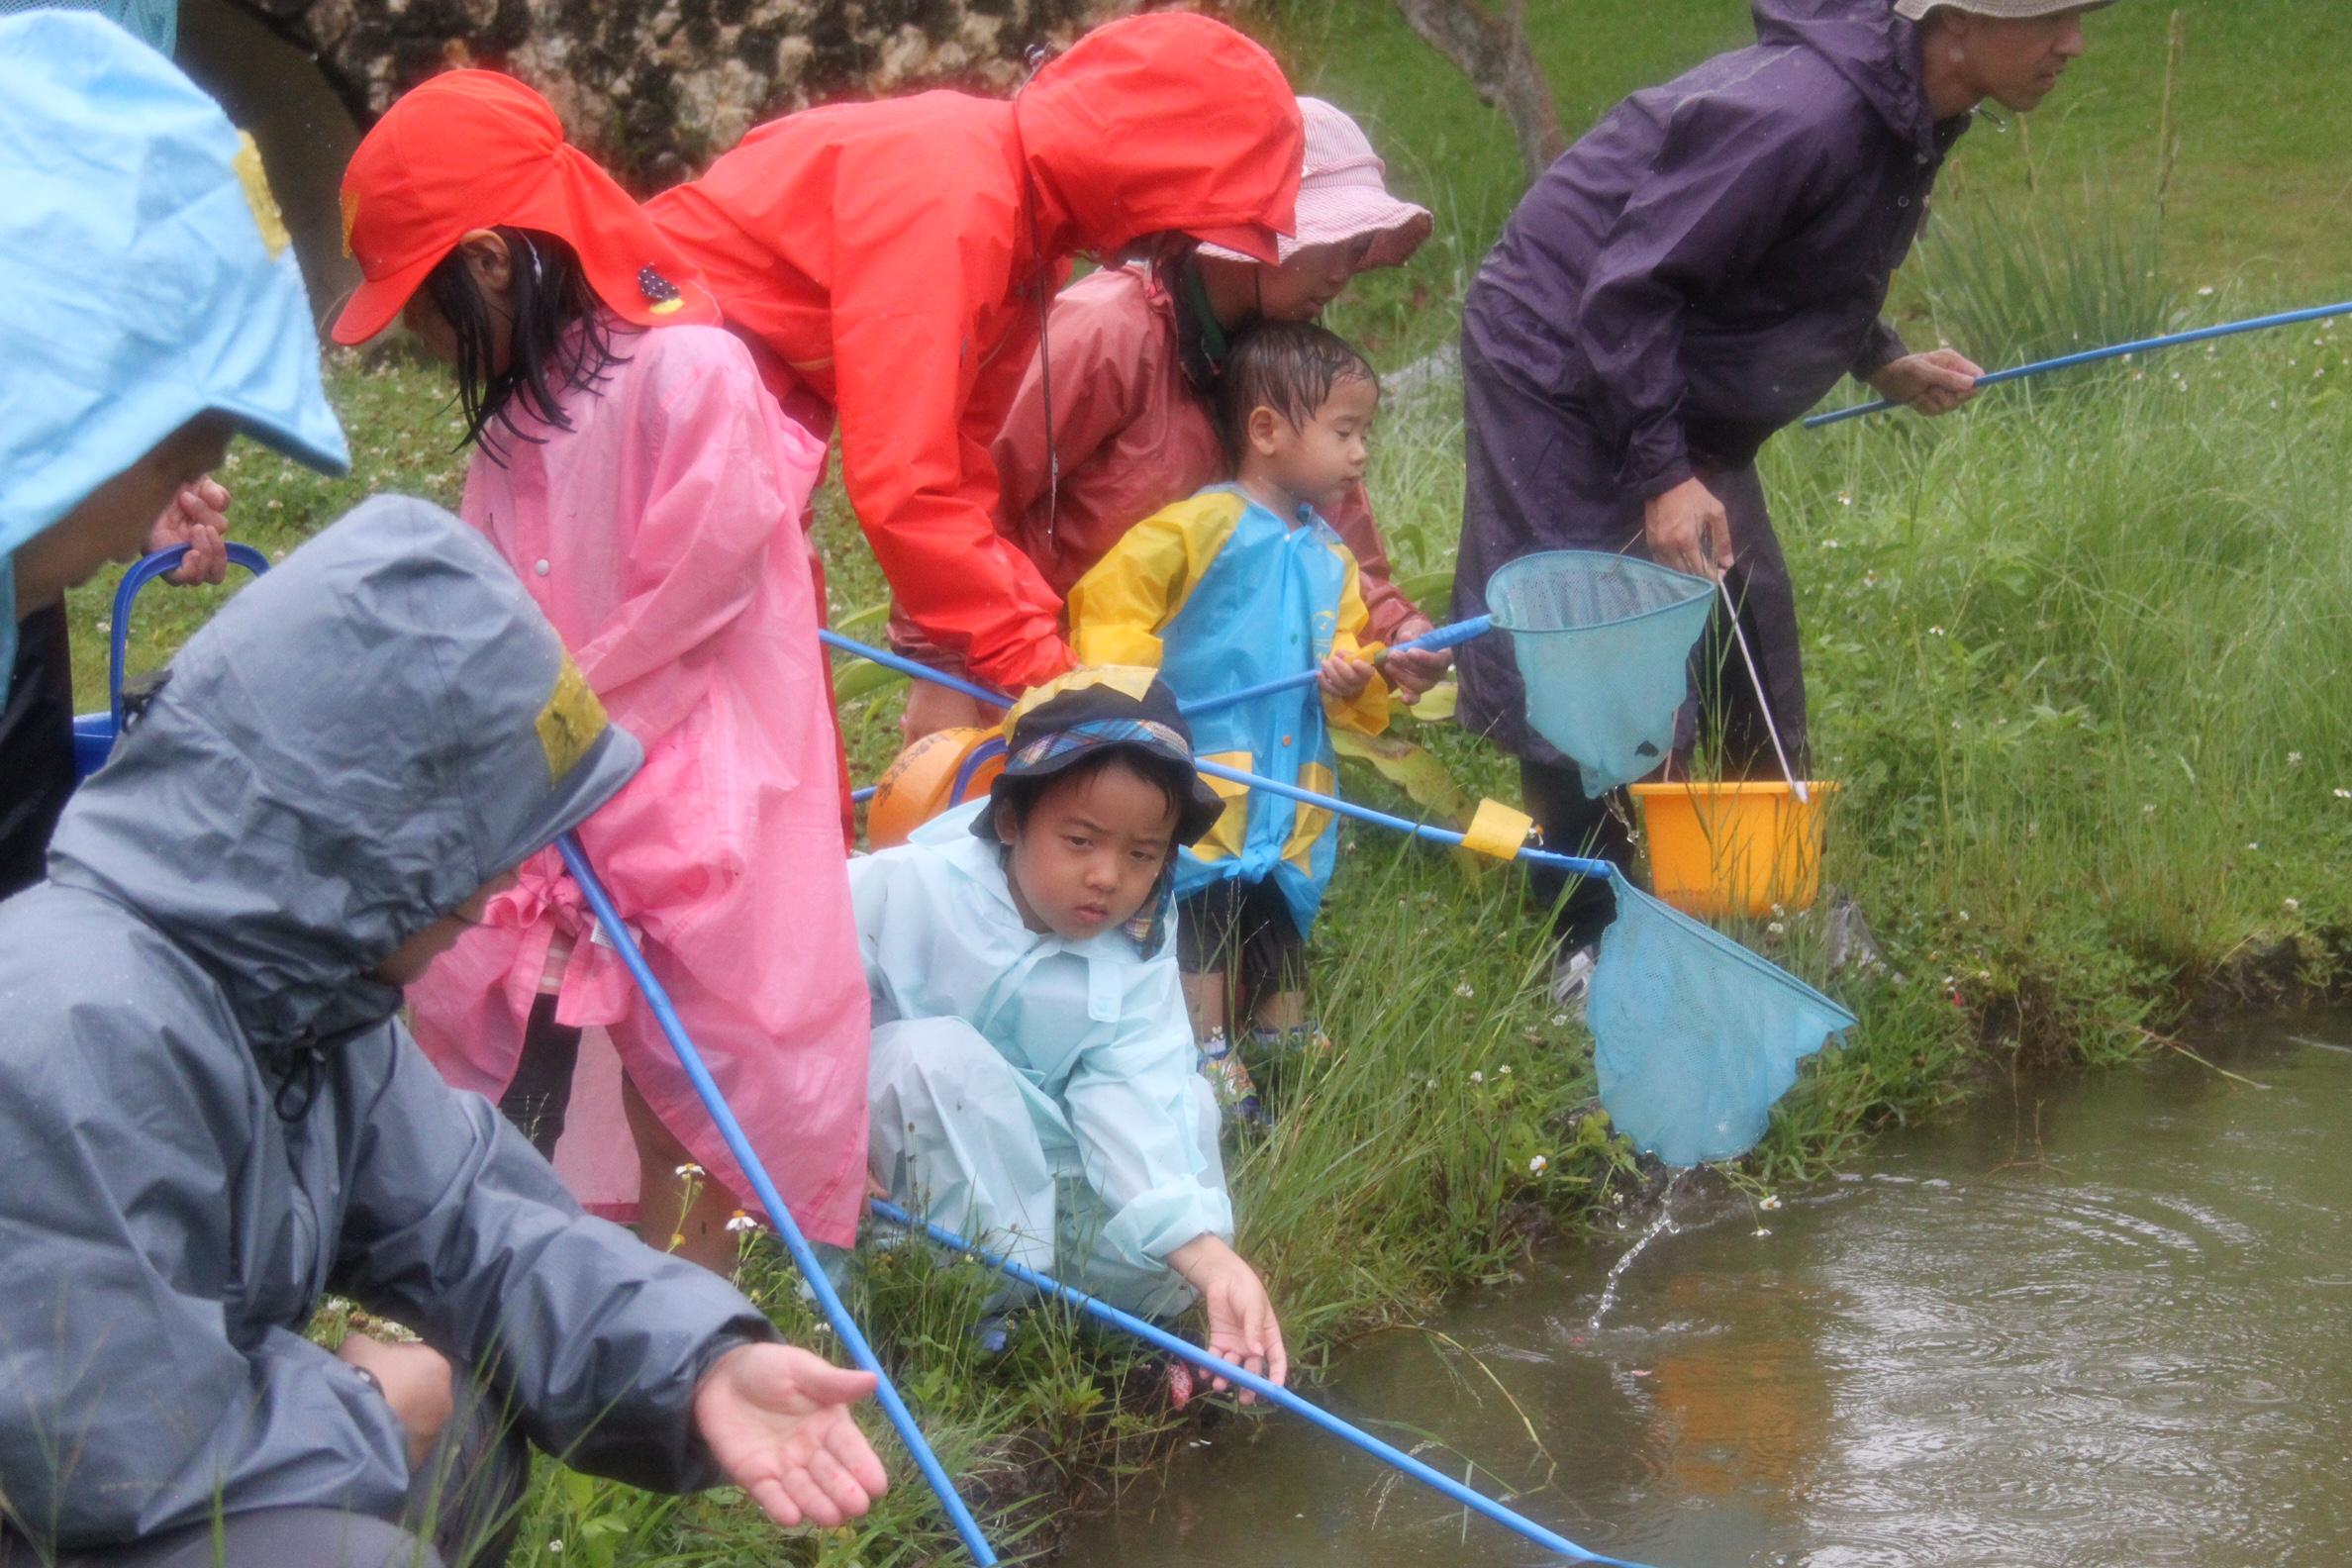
[331,70,869,1270]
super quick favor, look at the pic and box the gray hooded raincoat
[0,498,775,1551]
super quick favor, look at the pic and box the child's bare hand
[1167,1235,1288,1402]
[1318,653,1375,701]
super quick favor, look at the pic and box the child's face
[1242,373,1378,516]
[998,760,1181,942]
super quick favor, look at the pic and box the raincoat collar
[46,497,640,1075]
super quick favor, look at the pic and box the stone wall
[229,0,1128,188]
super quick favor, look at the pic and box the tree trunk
[1389,0,1563,185]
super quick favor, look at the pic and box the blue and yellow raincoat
[1066,482,1389,937]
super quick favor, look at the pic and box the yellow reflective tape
[1461,798,1535,861]
[234,134,290,260]
[1000,664,1159,736]
[534,655,608,783]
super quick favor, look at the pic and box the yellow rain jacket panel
[1067,484,1387,937]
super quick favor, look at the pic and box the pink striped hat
[1198,98,1431,270]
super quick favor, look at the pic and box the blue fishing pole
[1806,298,2352,429]
[867,1200,1661,1567]
[553,834,1000,1565]
[815,628,1615,881]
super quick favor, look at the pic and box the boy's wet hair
[992,746,1186,839]
[425,226,631,460]
[1217,319,1379,459]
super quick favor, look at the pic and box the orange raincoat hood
[1016,11,1304,263]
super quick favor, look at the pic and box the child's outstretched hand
[693,1342,888,1528]
[1168,1234,1289,1403]
[1318,652,1376,702]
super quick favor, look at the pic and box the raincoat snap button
[534,559,550,576]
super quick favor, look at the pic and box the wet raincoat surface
[0,499,772,1552]
[990,263,1426,643]
[404,320,870,1247]
[1067,484,1389,939]
[645,12,1303,695]
[853,802,1230,1315]
[1454,0,1966,765]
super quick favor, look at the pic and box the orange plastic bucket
[865,727,1006,848]
[1627,781,1838,920]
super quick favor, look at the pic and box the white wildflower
[2336,789,2352,801]
[548,1543,563,1557]
[1767,921,1786,935]
[725,1211,763,1234]
[1470,1070,1485,1084]
[1759,1194,1783,1212]
[2143,803,2159,817]
[2290,751,2305,766]
[1549,1012,1571,1029]
[2284,898,2302,913]
[1498,1064,1514,1076]
[1528,1154,1549,1176]
[1454,981,1476,999]
[1752,1226,1773,1239]
[1928,626,1947,637]
[2198,285,2216,296]
[2247,841,2261,851]
[674,1162,705,1179]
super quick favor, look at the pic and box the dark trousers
[497,994,582,1161]
[0,602,76,900]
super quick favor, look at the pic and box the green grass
[52,3,2352,1561]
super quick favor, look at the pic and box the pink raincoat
[405,319,869,1247]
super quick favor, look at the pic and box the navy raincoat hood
[0,499,773,1552]
[1469,0,1969,491]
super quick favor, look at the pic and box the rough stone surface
[227,0,1133,188]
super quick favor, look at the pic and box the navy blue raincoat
[1454,0,1971,769]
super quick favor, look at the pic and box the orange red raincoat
[646,12,1303,694]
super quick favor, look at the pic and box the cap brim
[330,250,441,345]
[971,749,1227,847]
[1183,223,1284,265]
[1198,193,1434,271]
[488,721,644,873]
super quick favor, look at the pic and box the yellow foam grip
[1460,798,1536,861]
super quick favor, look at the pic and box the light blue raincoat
[1066,482,1390,939]
[0,10,345,693]
[852,801,1231,1315]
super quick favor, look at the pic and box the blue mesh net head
[1588,883,1857,1167]
[1485,551,1715,797]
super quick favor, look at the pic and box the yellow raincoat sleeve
[1323,539,1392,737]
[1064,492,1244,670]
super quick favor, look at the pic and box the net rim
[1484,549,1715,639]
[1608,881,1859,1031]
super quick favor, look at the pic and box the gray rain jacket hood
[0,498,773,1550]
[1468,0,1969,493]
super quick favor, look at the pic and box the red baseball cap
[333,70,719,345]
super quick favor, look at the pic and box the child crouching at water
[852,673,1288,1394]
[1066,321,1392,1115]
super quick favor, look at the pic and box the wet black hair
[1216,318,1379,462]
[422,226,630,459]
[991,746,1189,838]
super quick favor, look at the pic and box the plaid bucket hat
[971,667,1225,848]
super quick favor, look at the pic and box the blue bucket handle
[110,542,270,730]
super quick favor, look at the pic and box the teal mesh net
[1485,551,1715,797]
[1587,883,1856,1167]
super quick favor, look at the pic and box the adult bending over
[645,10,1304,705]
[1451,0,2103,997]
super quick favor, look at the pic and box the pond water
[1065,1020,2352,1567]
